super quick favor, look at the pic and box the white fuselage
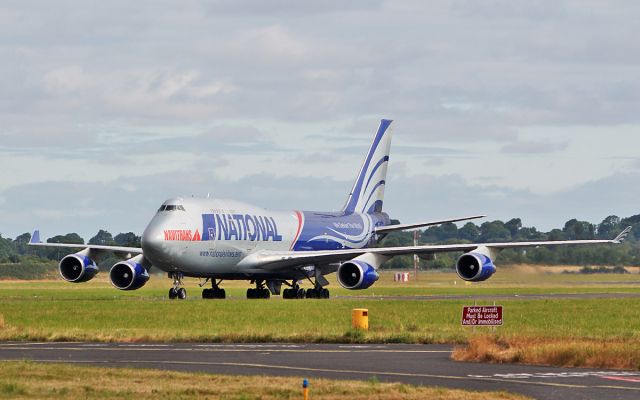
[141,197,386,279]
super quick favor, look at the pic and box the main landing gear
[202,279,226,299]
[247,280,270,299]
[168,272,187,300]
[282,281,330,299]
[282,283,305,299]
[305,285,330,299]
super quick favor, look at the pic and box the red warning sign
[461,305,503,326]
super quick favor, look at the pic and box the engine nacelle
[59,251,99,283]
[337,260,379,290]
[456,252,496,282]
[110,255,150,290]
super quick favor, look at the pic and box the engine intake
[337,260,379,290]
[456,252,496,282]
[59,252,99,283]
[110,255,150,290]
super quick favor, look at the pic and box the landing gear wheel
[302,286,330,299]
[247,280,271,299]
[202,280,226,300]
[168,272,185,300]
[282,283,308,299]
[247,287,270,299]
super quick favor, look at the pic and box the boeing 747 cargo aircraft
[29,120,631,299]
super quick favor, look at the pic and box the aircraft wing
[374,215,486,233]
[28,230,143,255]
[239,226,632,271]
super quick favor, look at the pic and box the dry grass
[507,264,640,274]
[453,335,640,370]
[0,361,528,400]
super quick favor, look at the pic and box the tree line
[379,214,640,269]
[0,213,639,273]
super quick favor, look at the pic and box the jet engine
[337,260,379,290]
[58,250,99,283]
[110,254,150,290]
[456,252,496,282]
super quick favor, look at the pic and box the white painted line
[471,371,640,380]
[194,344,304,349]
[2,358,639,392]
[1,359,599,390]
[0,345,451,354]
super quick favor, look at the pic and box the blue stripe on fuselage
[292,211,389,251]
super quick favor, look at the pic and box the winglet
[29,230,42,244]
[613,226,632,243]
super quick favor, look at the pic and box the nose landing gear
[168,272,187,300]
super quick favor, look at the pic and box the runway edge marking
[0,359,601,390]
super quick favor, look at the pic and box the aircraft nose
[141,220,164,258]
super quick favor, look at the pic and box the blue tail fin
[342,119,393,214]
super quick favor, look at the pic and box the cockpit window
[158,204,186,212]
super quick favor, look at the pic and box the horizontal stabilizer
[27,230,143,255]
[374,215,486,234]
[614,226,632,243]
[29,230,42,244]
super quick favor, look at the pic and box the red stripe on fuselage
[290,210,303,250]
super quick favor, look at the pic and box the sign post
[461,305,503,327]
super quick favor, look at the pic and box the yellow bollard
[352,308,369,330]
[303,379,309,400]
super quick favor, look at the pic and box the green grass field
[1,268,639,343]
[1,268,639,368]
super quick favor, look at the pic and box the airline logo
[202,213,283,242]
[164,229,201,241]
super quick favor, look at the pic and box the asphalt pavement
[1,342,639,399]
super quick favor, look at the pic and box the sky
[1,0,639,240]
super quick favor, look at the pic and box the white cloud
[42,65,89,94]
[229,25,309,62]
[0,1,639,237]
[501,140,568,154]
